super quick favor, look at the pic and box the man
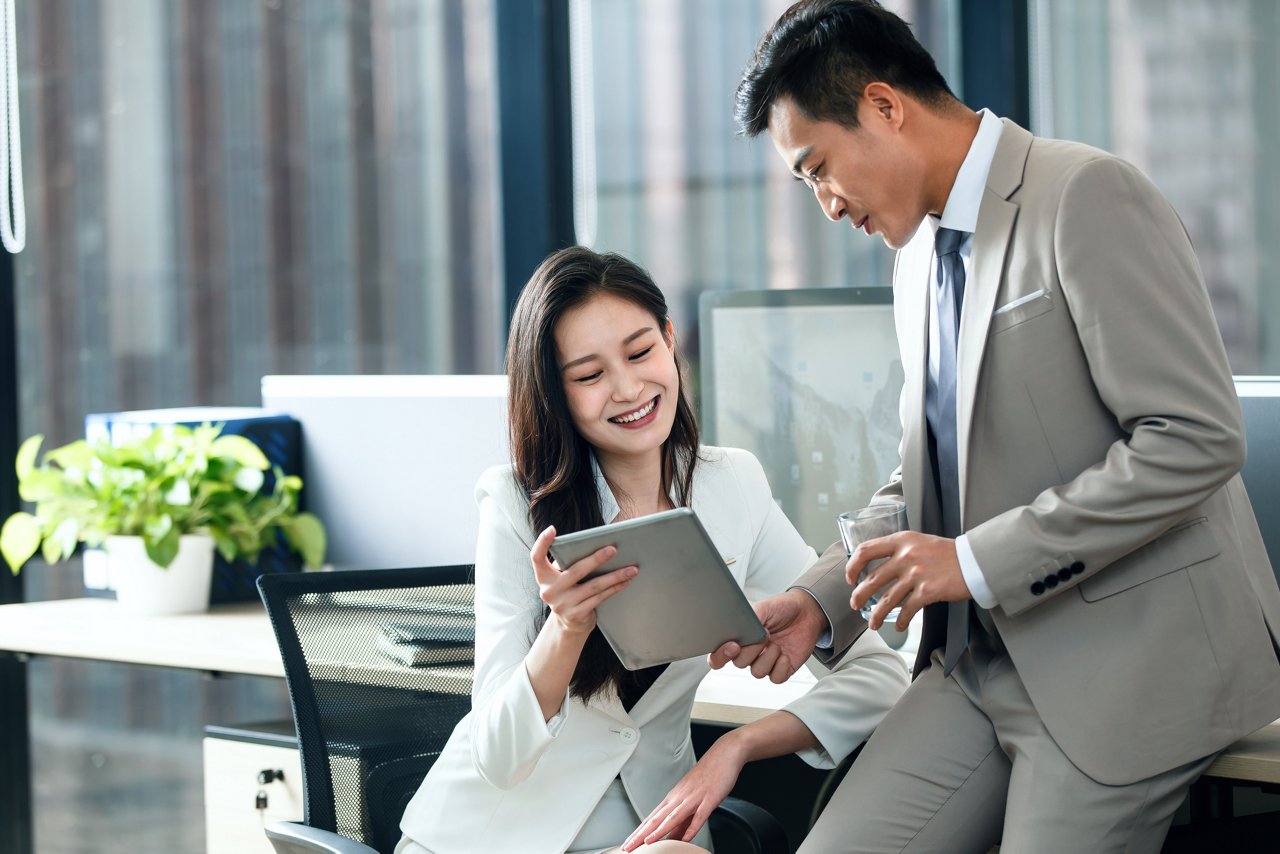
[714,1,1280,851]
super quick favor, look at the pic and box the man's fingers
[749,643,781,680]
[845,536,898,586]
[851,568,888,612]
[731,641,767,670]
[708,641,741,669]
[895,594,921,632]
[768,654,795,684]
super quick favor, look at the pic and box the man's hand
[848,532,971,631]
[708,589,826,683]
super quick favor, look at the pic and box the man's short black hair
[735,0,955,137]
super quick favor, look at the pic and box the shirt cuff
[956,534,998,609]
[544,687,570,736]
[791,586,835,649]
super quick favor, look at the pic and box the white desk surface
[0,597,808,726]
[1,597,1274,782]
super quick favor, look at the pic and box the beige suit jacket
[798,119,1280,786]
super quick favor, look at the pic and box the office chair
[258,566,789,854]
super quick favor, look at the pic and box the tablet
[549,507,766,670]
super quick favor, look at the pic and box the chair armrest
[264,821,379,854]
[711,795,789,854]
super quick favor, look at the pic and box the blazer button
[1057,567,1073,583]
[620,728,637,743]
[1071,560,1086,575]
[1030,581,1046,596]
[1044,574,1059,589]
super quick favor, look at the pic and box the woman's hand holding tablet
[549,508,767,670]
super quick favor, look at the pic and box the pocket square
[993,288,1047,316]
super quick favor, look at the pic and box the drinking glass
[836,503,908,622]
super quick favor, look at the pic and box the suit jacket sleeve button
[1030,581,1046,595]
[1071,560,1086,575]
[1044,574,1059,589]
[1057,567,1073,582]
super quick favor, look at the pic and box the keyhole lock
[255,789,269,811]
[258,768,285,785]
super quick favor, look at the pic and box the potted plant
[0,422,326,615]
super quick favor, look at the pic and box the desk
[0,597,823,854]
[0,597,814,725]
[1,597,1276,782]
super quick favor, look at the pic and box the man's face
[768,94,928,251]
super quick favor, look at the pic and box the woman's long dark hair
[506,246,701,703]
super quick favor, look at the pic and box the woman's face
[553,292,679,469]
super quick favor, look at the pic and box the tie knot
[936,227,965,257]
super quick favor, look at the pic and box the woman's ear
[664,317,677,351]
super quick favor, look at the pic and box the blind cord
[0,0,25,254]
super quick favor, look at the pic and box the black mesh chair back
[258,566,475,854]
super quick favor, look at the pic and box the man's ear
[862,81,905,130]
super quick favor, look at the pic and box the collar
[937,108,1004,234]
[590,450,682,523]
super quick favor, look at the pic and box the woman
[398,247,908,853]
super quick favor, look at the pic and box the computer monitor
[699,288,902,551]
[1234,376,1280,585]
[261,375,510,570]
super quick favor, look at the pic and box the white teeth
[611,399,656,424]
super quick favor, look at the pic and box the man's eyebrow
[791,146,814,177]
[560,326,655,372]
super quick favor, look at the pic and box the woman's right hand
[531,525,637,636]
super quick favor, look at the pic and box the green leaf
[15,434,43,481]
[232,467,264,495]
[209,435,269,471]
[145,528,181,568]
[211,529,237,563]
[0,512,42,574]
[45,440,97,472]
[41,533,62,565]
[145,514,173,542]
[50,518,79,560]
[164,479,192,506]
[283,512,327,569]
[18,469,67,502]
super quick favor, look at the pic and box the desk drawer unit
[203,736,303,854]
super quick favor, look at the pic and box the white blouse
[400,446,909,853]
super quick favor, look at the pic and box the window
[1029,0,1280,372]
[571,0,960,334]
[14,1,502,849]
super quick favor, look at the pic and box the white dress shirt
[927,108,1003,609]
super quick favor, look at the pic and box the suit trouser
[799,624,1219,854]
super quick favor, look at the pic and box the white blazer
[400,447,909,853]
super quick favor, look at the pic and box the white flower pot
[106,534,216,616]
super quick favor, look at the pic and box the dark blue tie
[931,226,965,535]
[927,226,970,674]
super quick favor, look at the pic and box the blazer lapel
[895,221,933,532]
[956,120,1032,517]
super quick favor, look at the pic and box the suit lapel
[896,221,933,532]
[955,120,1032,517]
